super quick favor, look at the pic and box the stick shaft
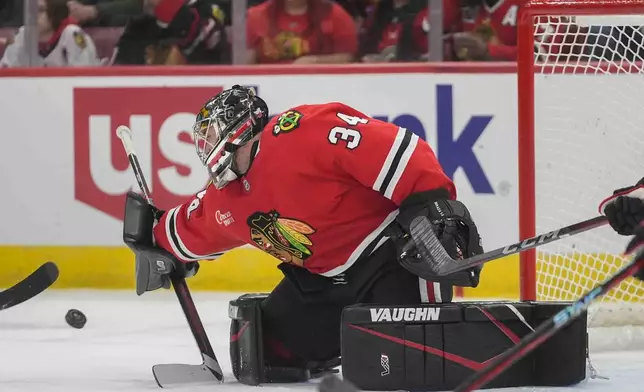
[116,126,154,204]
[411,215,608,277]
[126,154,153,204]
[171,275,218,361]
[450,215,608,274]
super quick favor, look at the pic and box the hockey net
[518,0,644,352]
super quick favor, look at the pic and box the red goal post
[517,0,644,328]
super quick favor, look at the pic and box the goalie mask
[193,85,269,189]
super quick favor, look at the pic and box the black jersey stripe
[378,130,413,195]
[167,207,195,261]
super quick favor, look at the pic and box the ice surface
[1,290,644,392]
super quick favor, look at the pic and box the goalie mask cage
[518,0,644,352]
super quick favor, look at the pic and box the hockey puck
[65,309,87,329]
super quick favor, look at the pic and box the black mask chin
[230,140,261,178]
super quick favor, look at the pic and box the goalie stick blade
[152,354,223,387]
[0,261,59,310]
[152,364,221,387]
[318,375,359,392]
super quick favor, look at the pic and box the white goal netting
[530,11,644,351]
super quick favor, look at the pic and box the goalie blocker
[341,301,587,391]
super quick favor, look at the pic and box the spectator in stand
[451,0,523,61]
[246,0,357,64]
[0,0,23,27]
[67,0,143,27]
[0,0,100,67]
[358,0,460,62]
[111,0,229,65]
[334,0,376,31]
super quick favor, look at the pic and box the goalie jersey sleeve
[314,102,456,204]
[153,185,245,263]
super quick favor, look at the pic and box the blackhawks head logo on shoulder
[273,110,303,136]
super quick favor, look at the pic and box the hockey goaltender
[122,85,588,390]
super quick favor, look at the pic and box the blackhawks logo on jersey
[272,110,303,136]
[247,210,315,266]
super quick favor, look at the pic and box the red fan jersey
[462,0,525,60]
[246,0,357,64]
[153,102,456,276]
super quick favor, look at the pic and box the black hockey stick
[402,215,608,278]
[453,245,644,392]
[0,261,59,310]
[116,125,224,386]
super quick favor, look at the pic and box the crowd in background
[0,0,640,67]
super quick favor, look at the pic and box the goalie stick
[402,215,608,278]
[453,244,644,392]
[116,125,224,387]
[0,261,59,310]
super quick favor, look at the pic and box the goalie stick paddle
[0,262,59,310]
[116,125,224,386]
[453,248,644,392]
[405,215,608,277]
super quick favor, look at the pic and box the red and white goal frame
[517,0,644,348]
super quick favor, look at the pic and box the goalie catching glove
[599,177,644,236]
[392,189,484,287]
[122,191,199,295]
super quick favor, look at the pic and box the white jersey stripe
[419,278,429,302]
[320,209,399,277]
[166,205,224,262]
[384,133,419,199]
[372,127,406,193]
[433,281,443,303]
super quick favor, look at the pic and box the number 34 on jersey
[328,112,368,150]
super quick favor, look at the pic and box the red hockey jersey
[153,102,456,276]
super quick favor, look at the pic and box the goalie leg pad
[229,293,338,385]
[229,293,267,385]
[341,301,587,391]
